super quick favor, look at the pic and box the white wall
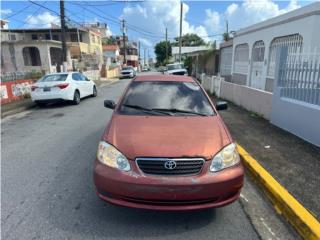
[220,81,273,119]
[232,9,320,92]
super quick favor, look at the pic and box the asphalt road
[2,77,259,240]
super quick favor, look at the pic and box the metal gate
[250,41,265,89]
[271,47,320,146]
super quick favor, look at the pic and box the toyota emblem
[164,160,177,170]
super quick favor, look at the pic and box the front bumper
[94,160,244,210]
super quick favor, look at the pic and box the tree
[223,32,230,42]
[172,33,205,47]
[154,41,171,65]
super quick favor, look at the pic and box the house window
[22,47,41,66]
[70,34,78,42]
[220,46,232,76]
[252,41,265,62]
[234,43,249,74]
[31,34,38,40]
[92,34,95,43]
[9,34,16,41]
[50,47,62,66]
[52,35,59,41]
[45,34,51,40]
[267,34,303,78]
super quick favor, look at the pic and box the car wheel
[72,90,80,105]
[92,86,97,97]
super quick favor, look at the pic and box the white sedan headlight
[210,143,240,172]
[97,141,131,171]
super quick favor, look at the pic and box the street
[2,76,260,240]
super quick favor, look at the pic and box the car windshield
[167,64,184,71]
[39,74,68,82]
[119,81,214,116]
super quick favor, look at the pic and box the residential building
[172,46,211,62]
[229,2,320,92]
[118,39,139,68]
[0,19,9,29]
[102,44,120,67]
[1,27,103,74]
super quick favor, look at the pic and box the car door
[72,73,85,98]
[81,74,94,97]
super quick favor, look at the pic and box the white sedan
[31,72,97,107]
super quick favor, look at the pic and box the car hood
[103,114,231,160]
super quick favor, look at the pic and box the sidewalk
[217,100,320,221]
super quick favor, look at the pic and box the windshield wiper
[152,108,210,116]
[122,104,171,115]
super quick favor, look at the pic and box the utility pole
[165,27,168,64]
[144,48,146,67]
[226,20,229,35]
[178,1,183,62]
[138,41,141,70]
[121,19,126,65]
[60,0,67,71]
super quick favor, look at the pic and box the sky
[0,0,315,55]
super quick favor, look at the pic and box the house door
[250,41,265,90]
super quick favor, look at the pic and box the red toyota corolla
[94,75,244,211]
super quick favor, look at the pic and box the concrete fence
[201,75,223,97]
[83,70,100,81]
[199,73,273,119]
[220,81,273,119]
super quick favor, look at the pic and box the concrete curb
[1,102,36,119]
[237,144,320,240]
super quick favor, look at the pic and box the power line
[5,3,33,19]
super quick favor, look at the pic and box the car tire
[72,90,80,105]
[92,86,97,97]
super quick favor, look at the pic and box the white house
[230,2,320,92]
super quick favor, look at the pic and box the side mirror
[216,101,228,111]
[104,100,116,109]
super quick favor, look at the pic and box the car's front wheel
[92,86,97,97]
[72,90,80,105]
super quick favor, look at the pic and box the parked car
[94,74,243,211]
[120,66,136,79]
[31,72,97,107]
[142,66,149,72]
[165,63,188,75]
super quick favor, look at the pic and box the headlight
[97,141,131,171]
[210,143,240,172]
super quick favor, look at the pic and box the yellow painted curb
[237,144,320,240]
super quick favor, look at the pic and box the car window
[119,81,214,116]
[39,74,68,82]
[167,64,184,71]
[72,73,81,81]
[79,74,86,81]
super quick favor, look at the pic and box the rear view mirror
[216,101,228,111]
[104,100,116,109]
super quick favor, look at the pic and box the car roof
[133,75,195,83]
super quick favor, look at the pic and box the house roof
[103,45,119,51]
[235,2,320,37]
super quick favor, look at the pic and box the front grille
[136,158,205,176]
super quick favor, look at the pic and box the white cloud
[225,0,300,31]
[122,0,210,44]
[24,11,60,28]
[0,9,12,16]
[138,37,152,47]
